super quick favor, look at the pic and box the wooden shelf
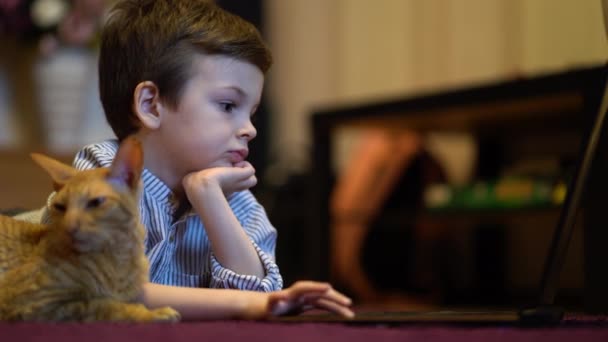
[332,91,584,134]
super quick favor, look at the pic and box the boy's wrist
[191,183,224,210]
[237,291,269,320]
[183,174,222,201]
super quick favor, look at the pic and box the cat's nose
[65,224,81,240]
[63,212,80,235]
[66,224,79,235]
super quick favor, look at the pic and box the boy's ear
[108,136,144,191]
[133,81,162,130]
[30,153,77,191]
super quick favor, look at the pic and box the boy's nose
[238,121,257,141]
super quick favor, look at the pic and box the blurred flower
[0,0,106,54]
[30,0,69,29]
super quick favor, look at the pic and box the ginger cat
[0,137,180,322]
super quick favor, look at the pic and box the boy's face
[154,54,263,181]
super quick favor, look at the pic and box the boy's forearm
[190,183,265,278]
[140,282,266,320]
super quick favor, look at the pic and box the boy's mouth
[227,149,248,163]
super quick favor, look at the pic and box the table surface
[1,314,607,342]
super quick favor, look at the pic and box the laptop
[275,1,608,326]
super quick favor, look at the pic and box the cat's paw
[149,306,181,322]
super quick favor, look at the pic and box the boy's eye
[219,102,235,113]
[53,203,67,212]
[86,197,106,209]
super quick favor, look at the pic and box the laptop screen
[308,63,608,312]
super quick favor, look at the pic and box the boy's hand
[246,281,355,319]
[183,161,257,199]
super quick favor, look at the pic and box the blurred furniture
[0,150,71,210]
[307,64,608,312]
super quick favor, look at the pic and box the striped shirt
[43,139,283,291]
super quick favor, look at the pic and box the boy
[42,0,353,320]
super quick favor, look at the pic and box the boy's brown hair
[99,0,272,141]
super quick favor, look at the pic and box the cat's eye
[53,203,66,212]
[86,197,106,209]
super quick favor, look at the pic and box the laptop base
[273,305,565,326]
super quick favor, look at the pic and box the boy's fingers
[292,281,332,293]
[232,176,257,192]
[270,296,352,318]
[324,287,352,306]
[287,282,352,306]
[268,282,354,318]
[233,161,248,167]
[230,166,255,177]
[237,168,256,181]
[282,282,332,300]
[296,288,352,308]
[312,298,355,318]
[270,299,292,316]
[233,161,254,169]
[223,168,256,187]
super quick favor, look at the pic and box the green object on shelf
[425,177,562,212]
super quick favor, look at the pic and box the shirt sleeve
[208,193,283,291]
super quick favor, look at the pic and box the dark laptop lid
[538,0,608,308]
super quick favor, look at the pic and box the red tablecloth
[2,315,608,342]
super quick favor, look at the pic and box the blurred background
[1,0,607,311]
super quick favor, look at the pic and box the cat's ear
[109,136,144,190]
[30,153,77,191]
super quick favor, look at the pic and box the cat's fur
[0,137,180,322]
